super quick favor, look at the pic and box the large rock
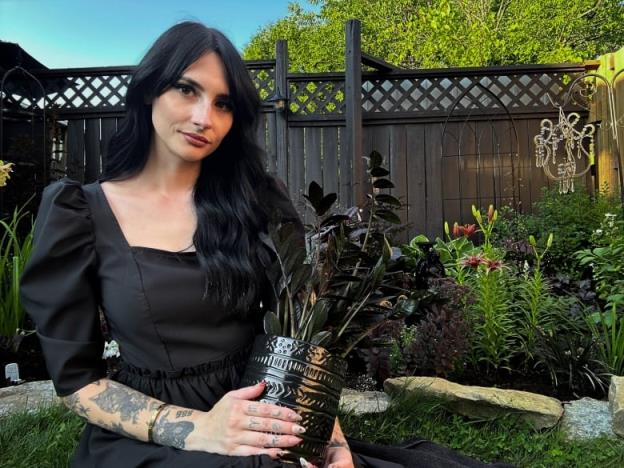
[609,375,624,437]
[561,397,615,440]
[384,376,563,429]
[0,380,61,418]
[340,388,390,415]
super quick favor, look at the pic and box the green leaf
[410,234,430,245]
[372,179,395,189]
[263,311,281,335]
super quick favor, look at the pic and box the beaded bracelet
[147,402,168,443]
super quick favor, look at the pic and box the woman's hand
[186,381,305,459]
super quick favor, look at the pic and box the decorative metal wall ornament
[534,106,595,194]
[535,69,623,200]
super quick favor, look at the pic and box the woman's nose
[191,100,213,129]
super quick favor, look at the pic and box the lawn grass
[339,394,624,468]
[0,404,84,467]
[1,396,623,468]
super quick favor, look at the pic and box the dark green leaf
[316,193,338,216]
[374,194,401,207]
[303,181,324,209]
[320,214,350,227]
[263,311,281,335]
[373,209,402,224]
[310,330,332,347]
[368,150,383,168]
[307,300,329,336]
[372,179,394,189]
[291,264,313,294]
[395,299,418,316]
[370,167,390,177]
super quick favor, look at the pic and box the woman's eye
[173,83,194,96]
[216,99,233,111]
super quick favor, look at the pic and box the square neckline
[94,180,197,257]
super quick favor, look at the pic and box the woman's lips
[181,132,210,146]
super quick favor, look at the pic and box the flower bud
[452,222,461,238]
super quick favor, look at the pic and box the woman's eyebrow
[178,76,230,97]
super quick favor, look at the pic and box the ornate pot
[239,334,347,465]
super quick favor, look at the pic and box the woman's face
[150,52,234,164]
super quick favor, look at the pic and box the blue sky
[0,0,316,68]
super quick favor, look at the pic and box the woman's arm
[321,418,354,468]
[62,378,306,457]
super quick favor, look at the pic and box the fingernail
[294,425,306,434]
[299,457,309,468]
[278,450,290,457]
[292,412,303,421]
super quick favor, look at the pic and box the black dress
[20,178,513,468]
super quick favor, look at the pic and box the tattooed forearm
[89,380,150,424]
[176,410,193,418]
[152,408,195,449]
[62,393,90,418]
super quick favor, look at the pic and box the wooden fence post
[274,40,289,182]
[345,19,363,207]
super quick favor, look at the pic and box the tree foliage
[243,0,624,72]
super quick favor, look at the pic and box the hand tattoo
[152,409,194,449]
[175,410,193,418]
[329,438,350,450]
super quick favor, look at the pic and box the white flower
[102,340,120,359]
[595,229,603,235]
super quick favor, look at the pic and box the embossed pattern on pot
[240,335,347,465]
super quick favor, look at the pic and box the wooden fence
[15,20,598,240]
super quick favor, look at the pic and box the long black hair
[103,21,273,313]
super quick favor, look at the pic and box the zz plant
[263,151,411,358]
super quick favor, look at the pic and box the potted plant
[240,151,415,464]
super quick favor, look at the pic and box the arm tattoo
[175,410,193,418]
[89,381,149,424]
[152,409,194,449]
[63,393,91,418]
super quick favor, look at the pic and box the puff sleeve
[20,178,106,397]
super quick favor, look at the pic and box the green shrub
[494,186,619,276]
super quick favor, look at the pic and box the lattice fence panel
[289,80,345,115]
[43,74,132,111]
[26,65,275,113]
[361,71,583,114]
[248,68,275,101]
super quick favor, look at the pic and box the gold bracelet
[147,402,168,443]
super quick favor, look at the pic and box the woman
[20,22,511,468]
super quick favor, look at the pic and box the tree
[243,0,624,72]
